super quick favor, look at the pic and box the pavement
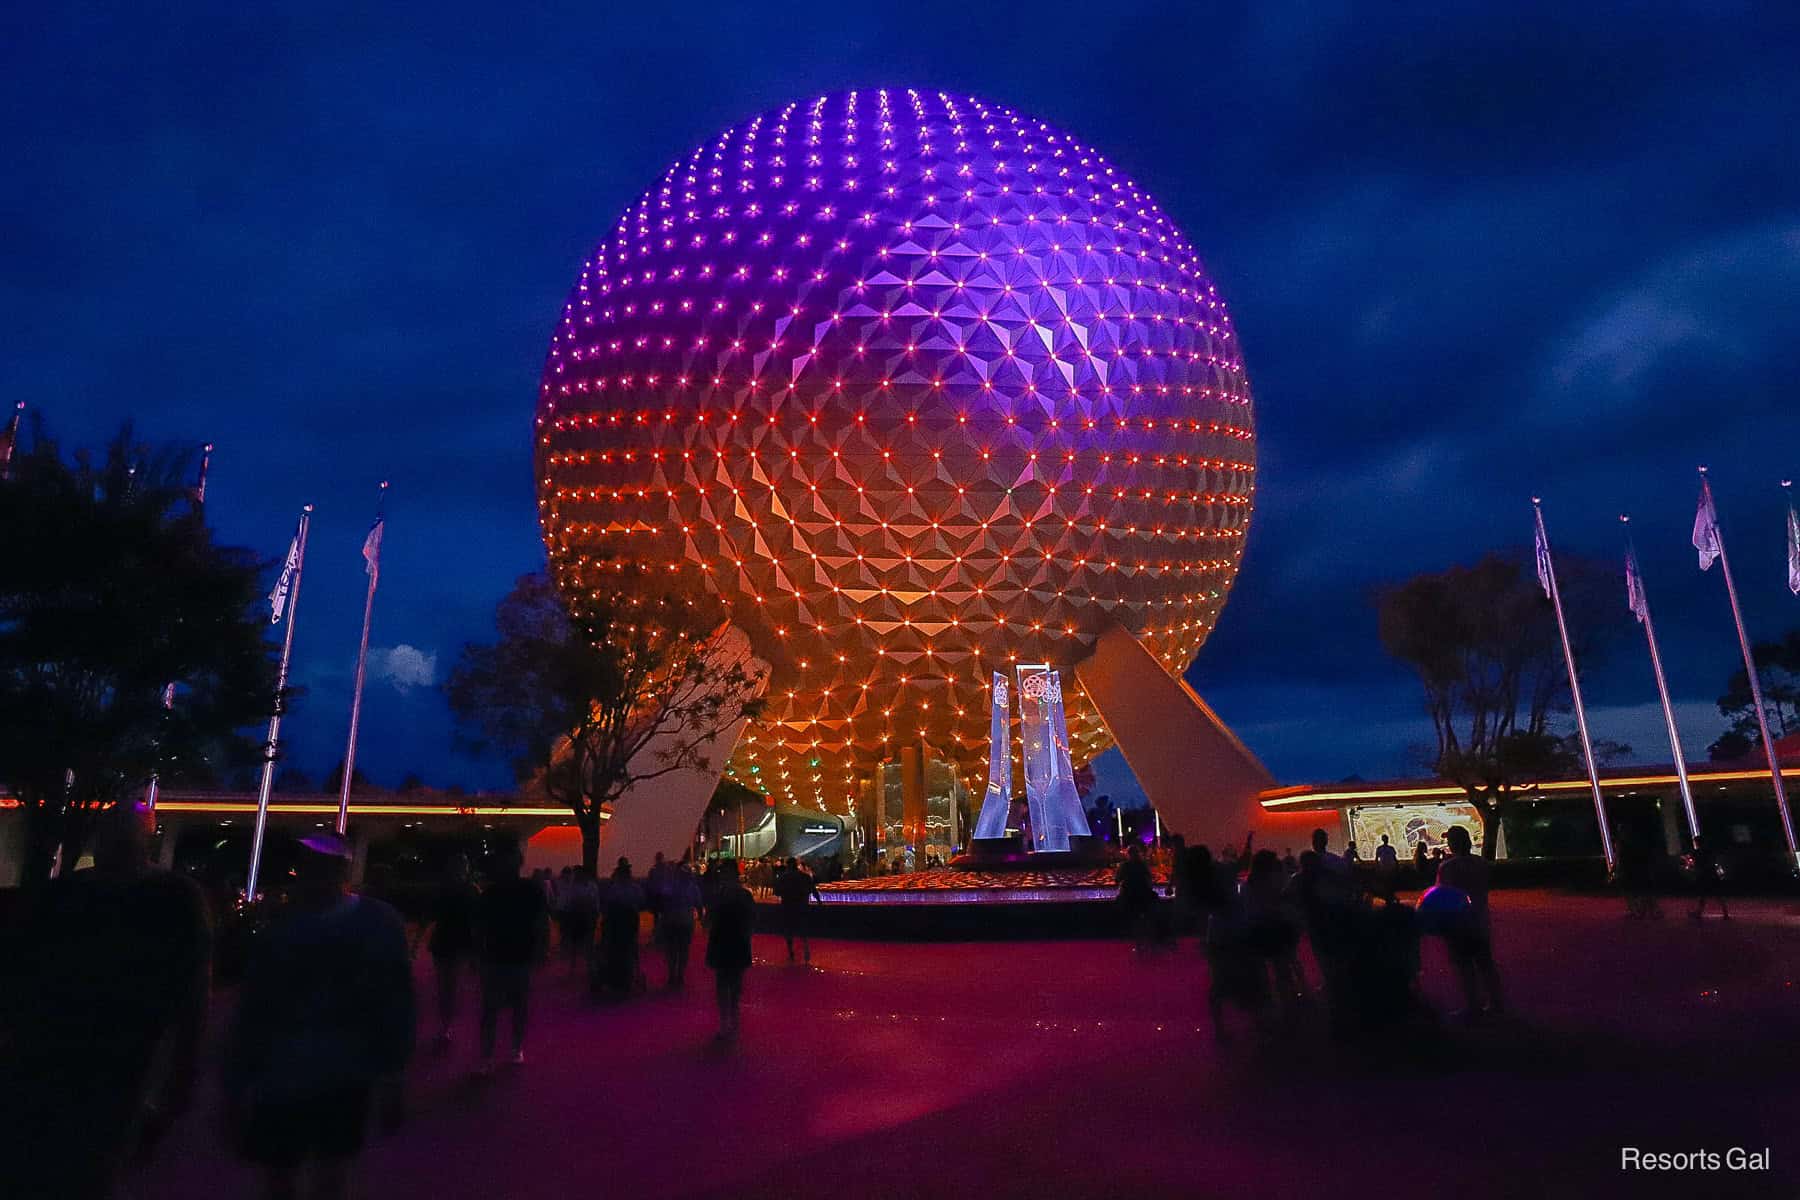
[121,890,1800,1199]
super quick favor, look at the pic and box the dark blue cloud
[6,1,1798,789]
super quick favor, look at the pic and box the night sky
[9,3,1799,800]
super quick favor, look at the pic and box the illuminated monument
[536,89,1275,865]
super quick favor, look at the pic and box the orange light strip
[152,801,582,819]
[1260,766,1800,810]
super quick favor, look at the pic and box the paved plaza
[123,891,1800,1200]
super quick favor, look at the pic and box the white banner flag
[269,536,300,623]
[1788,502,1800,596]
[1693,486,1722,571]
[1626,548,1649,624]
[1534,520,1554,599]
[362,518,384,585]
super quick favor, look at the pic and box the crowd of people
[413,850,828,1060]
[2,806,834,1200]
[3,805,1756,1199]
[1119,825,1505,1044]
[731,853,849,896]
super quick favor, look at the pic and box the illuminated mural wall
[536,89,1257,810]
[1347,804,1486,858]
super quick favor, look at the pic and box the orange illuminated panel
[152,801,583,819]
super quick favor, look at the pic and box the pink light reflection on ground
[125,890,1800,1199]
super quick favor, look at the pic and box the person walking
[420,854,479,1050]
[772,855,820,963]
[475,846,548,1071]
[1291,848,1357,1038]
[596,857,646,996]
[646,850,675,934]
[1435,825,1504,1019]
[657,856,704,988]
[1242,849,1306,1020]
[7,804,212,1200]
[1171,838,1208,938]
[1115,843,1161,951]
[557,867,600,973]
[224,834,414,1199]
[1689,834,1729,920]
[705,859,756,1040]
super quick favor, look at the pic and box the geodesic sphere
[536,89,1255,810]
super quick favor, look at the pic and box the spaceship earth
[536,89,1256,810]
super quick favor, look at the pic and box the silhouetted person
[557,866,600,973]
[1291,847,1359,1037]
[1435,825,1504,1018]
[773,855,820,962]
[475,846,547,1069]
[1116,843,1160,949]
[421,853,479,1049]
[1203,855,1268,1042]
[1173,841,1215,937]
[1346,890,1424,1036]
[658,857,704,987]
[1411,837,1430,885]
[1689,834,1729,920]
[1373,834,1400,901]
[646,849,675,931]
[597,857,645,995]
[225,834,413,1200]
[1243,849,1305,1018]
[6,804,210,1200]
[705,858,755,1039]
[1308,826,1354,904]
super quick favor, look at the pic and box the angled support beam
[1074,619,1279,844]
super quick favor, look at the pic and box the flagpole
[191,442,213,512]
[145,443,214,814]
[1,400,23,481]
[1622,516,1699,840]
[1534,499,1615,872]
[1698,470,1797,860]
[336,482,387,835]
[246,504,313,901]
[1785,481,1800,598]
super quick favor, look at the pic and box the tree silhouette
[1714,630,1800,749]
[0,419,279,884]
[1377,554,1618,859]
[447,572,766,871]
